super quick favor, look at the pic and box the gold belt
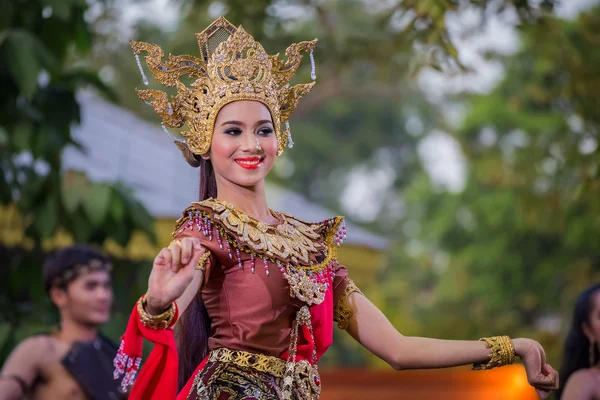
[208,347,286,377]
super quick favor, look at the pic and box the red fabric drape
[114,301,180,400]
[116,286,334,400]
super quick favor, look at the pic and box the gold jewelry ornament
[137,295,176,330]
[196,251,211,272]
[333,278,363,330]
[282,306,320,400]
[130,16,317,159]
[472,336,515,370]
[168,239,181,250]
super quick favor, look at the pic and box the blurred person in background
[114,17,559,400]
[0,245,125,400]
[557,283,600,399]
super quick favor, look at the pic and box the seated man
[0,245,125,400]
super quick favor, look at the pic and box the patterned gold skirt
[186,348,299,400]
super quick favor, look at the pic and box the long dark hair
[556,282,600,399]
[176,157,217,389]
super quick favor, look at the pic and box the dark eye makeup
[223,126,273,136]
[224,127,242,136]
[258,127,273,136]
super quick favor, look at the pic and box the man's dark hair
[43,245,111,293]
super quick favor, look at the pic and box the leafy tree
[94,0,562,216]
[378,6,600,367]
[0,0,155,362]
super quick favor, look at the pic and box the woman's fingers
[189,245,206,267]
[536,388,551,399]
[180,238,194,265]
[179,245,206,281]
[168,241,182,271]
[538,343,547,367]
[156,247,173,268]
[531,368,559,390]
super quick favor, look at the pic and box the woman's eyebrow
[220,120,245,127]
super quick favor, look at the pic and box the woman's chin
[230,175,267,188]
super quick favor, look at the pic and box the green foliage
[380,6,600,367]
[98,0,562,212]
[0,0,155,363]
[0,0,152,246]
[0,0,152,245]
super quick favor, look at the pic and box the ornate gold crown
[130,17,317,158]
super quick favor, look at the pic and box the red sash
[115,286,333,400]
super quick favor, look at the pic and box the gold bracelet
[196,251,211,271]
[472,335,515,370]
[137,295,176,330]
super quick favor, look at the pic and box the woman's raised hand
[145,237,206,314]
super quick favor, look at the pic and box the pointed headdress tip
[131,16,318,159]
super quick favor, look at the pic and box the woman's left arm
[343,292,559,398]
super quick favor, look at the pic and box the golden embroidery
[190,360,280,400]
[333,278,363,330]
[200,198,324,265]
[174,198,347,306]
[207,348,286,377]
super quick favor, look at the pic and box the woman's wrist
[512,338,531,358]
[145,293,172,316]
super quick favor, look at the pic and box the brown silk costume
[172,198,362,399]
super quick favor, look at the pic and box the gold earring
[590,340,596,366]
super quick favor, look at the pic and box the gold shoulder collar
[173,198,347,305]
[176,198,345,266]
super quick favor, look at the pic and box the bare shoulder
[563,369,598,398]
[6,336,46,359]
[17,335,55,354]
[568,368,596,383]
[8,335,63,365]
[1,335,57,389]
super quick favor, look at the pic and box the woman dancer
[114,16,559,400]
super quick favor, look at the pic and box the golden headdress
[130,16,317,161]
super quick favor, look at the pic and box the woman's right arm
[144,237,208,316]
[560,370,596,400]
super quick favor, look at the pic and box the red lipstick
[234,156,263,170]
